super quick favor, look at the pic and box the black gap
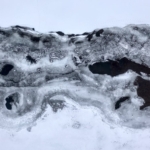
[89,57,150,77]
[0,64,14,76]
[115,96,130,109]
[26,55,36,64]
[5,95,14,110]
[134,76,150,110]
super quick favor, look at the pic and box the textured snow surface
[1,25,150,149]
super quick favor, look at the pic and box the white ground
[1,101,150,150]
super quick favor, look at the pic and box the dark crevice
[5,93,19,110]
[0,64,14,76]
[134,76,150,110]
[115,96,130,109]
[89,57,150,77]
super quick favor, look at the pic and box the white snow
[0,102,150,150]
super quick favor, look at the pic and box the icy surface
[1,25,150,149]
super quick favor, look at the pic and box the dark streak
[115,96,130,109]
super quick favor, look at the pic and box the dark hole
[5,93,19,110]
[30,36,41,42]
[89,57,150,77]
[56,31,65,36]
[5,95,14,110]
[0,64,14,76]
[79,56,82,59]
[68,34,75,38]
[115,96,130,109]
[95,29,104,37]
[134,76,150,110]
[26,55,36,64]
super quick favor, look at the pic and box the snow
[0,103,150,150]
[0,25,150,149]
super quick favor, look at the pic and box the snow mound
[0,24,150,130]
